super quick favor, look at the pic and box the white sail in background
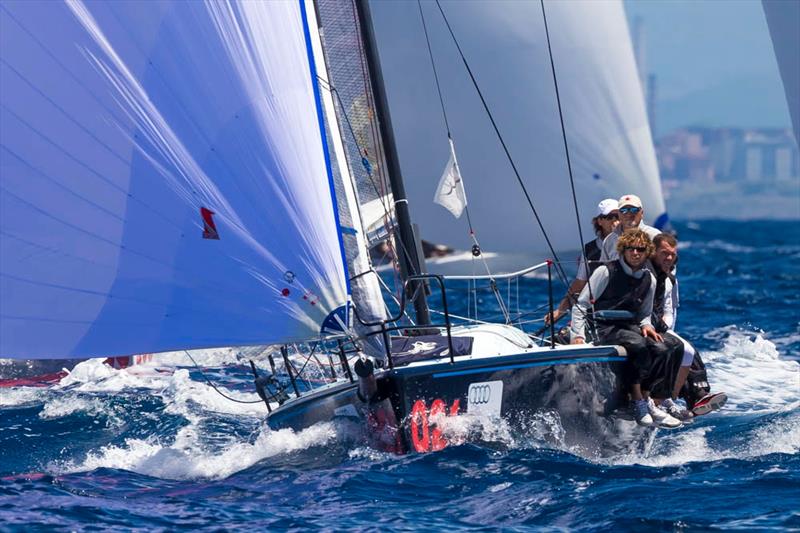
[762,0,800,143]
[434,138,468,219]
[0,1,348,359]
[371,0,669,256]
[543,0,668,229]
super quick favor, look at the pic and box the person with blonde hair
[570,229,681,428]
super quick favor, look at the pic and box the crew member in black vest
[650,233,727,418]
[545,198,619,325]
[644,235,690,420]
[570,229,681,428]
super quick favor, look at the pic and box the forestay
[0,0,348,359]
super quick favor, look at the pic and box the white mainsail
[0,1,349,359]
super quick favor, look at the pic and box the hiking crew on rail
[565,194,726,427]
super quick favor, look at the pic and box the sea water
[1,220,798,530]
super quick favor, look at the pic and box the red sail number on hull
[410,398,460,453]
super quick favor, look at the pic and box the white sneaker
[662,398,694,422]
[634,399,653,426]
[648,398,682,429]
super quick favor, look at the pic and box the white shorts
[670,331,696,366]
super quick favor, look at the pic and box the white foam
[703,328,800,413]
[743,410,800,457]
[55,422,337,480]
[0,387,42,407]
[435,411,516,448]
[603,327,799,467]
[162,369,268,417]
[39,396,106,420]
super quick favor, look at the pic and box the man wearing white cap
[599,194,661,263]
[545,198,619,325]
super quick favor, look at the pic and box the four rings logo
[469,384,492,405]
[466,381,503,416]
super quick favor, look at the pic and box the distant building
[656,127,799,184]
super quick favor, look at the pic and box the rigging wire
[538,0,596,316]
[417,0,510,322]
[432,0,570,290]
[183,351,264,405]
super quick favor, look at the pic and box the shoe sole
[692,392,728,416]
[656,421,683,429]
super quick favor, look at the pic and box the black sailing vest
[651,269,675,333]
[592,260,652,323]
[583,239,602,276]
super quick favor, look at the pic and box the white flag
[433,138,468,218]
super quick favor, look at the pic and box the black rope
[293,342,319,381]
[539,0,594,308]
[433,0,569,289]
[418,0,512,322]
[418,0,451,137]
[183,351,264,405]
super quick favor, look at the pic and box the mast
[355,0,431,326]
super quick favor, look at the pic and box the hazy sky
[624,0,793,135]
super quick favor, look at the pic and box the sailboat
[1,0,664,455]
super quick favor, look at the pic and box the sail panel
[315,0,397,249]
[0,0,347,359]
[546,0,667,226]
[762,0,800,142]
[370,0,669,257]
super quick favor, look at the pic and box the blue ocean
[1,220,798,531]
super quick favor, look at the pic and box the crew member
[570,229,681,428]
[600,194,661,263]
[650,233,728,417]
[545,198,619,325]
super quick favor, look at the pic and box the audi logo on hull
[469,385,492,404]
[467,381,503,416]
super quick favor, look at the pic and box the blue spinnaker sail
[0,0,348,359]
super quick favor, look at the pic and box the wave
[4,325,796,482]
[53,423,337,481]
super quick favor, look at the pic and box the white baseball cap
[618,194,643,209]
[596,198,619,216]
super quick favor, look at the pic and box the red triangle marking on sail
[200,207,220,240]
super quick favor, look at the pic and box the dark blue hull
[267,346,640,455]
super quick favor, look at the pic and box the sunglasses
[619,206,641,215]
[600,213,619,220]
[624,246,648,253]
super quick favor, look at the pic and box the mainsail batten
[0,0,348,359]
